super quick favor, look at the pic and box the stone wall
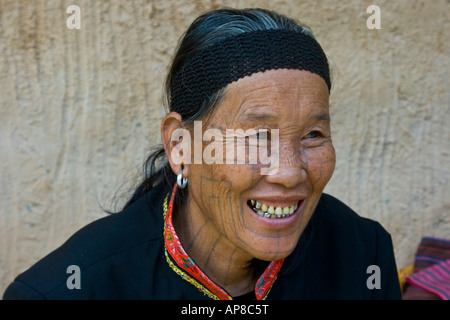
[1,0,449,295]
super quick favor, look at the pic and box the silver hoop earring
[177,170,188,189]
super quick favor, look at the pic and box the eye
[305,130,323,139]
[242,130,272,149]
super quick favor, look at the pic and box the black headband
[170,29,331,116]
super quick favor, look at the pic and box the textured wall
[1,0,449,295]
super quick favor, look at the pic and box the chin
[244,231,304,262]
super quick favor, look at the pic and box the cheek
[190,163,256,225]
[305,144,336,189]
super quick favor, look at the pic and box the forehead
[214,69,329,122]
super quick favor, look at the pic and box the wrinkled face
[187,69,335,261]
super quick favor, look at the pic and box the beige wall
[1,0,449,295]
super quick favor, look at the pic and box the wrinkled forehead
[213,69,330,126]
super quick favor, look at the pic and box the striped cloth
[405,259,450,300]
[403,236,450,300]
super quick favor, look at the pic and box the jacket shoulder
[3,184,169,299]
[317,193,389,235]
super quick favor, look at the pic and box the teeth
[249,199,300,219]
[261,203,268,212]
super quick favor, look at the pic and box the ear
[161,111,191,178]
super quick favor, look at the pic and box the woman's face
[186,69,335,261]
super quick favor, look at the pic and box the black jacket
[3,183,402,299]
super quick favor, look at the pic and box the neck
[173,196,261,297]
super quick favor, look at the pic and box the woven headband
[170,29,331,116]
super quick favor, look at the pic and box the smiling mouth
[247,199,301,219]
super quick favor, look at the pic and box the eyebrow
[241,113,279,122]
[314,113,330,121]
[240,112,330,122]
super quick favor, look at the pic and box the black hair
[121,8,317,211]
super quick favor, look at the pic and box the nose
[263,144,308,189]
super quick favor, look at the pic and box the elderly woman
[4,8,401,300]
